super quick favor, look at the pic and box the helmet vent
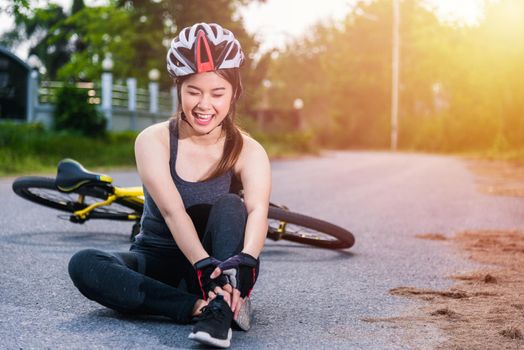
[226,44,238,61]
[182,29,189,42]
[199,41,210,63]
[196,29,215,73]
[169,53,181,67]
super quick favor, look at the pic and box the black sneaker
[188,295,233,348]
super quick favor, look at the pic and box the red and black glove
[217,252,259,298]
[194,257,228,300]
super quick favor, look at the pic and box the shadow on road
[2,230,130,250]
[3,230,355,263]
[262,243,355,262]
[61,308,199,348]
[69,308,175,325]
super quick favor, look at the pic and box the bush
[0,122,136,176]
[0,122,45,149]
[53,84,107,137]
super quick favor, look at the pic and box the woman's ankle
[191,299,208,316]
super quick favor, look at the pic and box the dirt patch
[415,233,448,241]
[383,230,524,349]
[430,307,460,318]
[390,286,497,300]
[467,159,524,197]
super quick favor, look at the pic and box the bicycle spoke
[29,188,75,205]
[286,223,338,241]
[26,188,135,215]
[268,219,338,242]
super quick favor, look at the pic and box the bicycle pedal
[69,215,86,224]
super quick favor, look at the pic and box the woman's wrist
[241,247,259,259]
[190,251,210,266]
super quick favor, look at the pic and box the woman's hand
[193,257,228,300]
[208,285,244,320]
[210,252,258,298]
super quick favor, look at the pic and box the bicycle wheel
[267,206,355,249]
[12,176,140,220]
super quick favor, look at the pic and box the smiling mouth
[192,111,214,125]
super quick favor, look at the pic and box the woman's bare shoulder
[135,120,170,146]
[241,133,266,155]
[236,133,269,172]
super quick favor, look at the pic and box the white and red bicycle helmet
[167,22,245,78]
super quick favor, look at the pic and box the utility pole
[391,0,400,150]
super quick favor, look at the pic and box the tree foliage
[57,5,138,81]
[105,0,268,108]
[53,84,107,137]
[267,0,524,153]
[1,3,75,79]
[1,0,268,112]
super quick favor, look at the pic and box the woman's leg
[202,193,247,259]
[68,247,199,324]
[189,194,258,334]
[182,194,249,296]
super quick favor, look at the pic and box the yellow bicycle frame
[72,185,144,220]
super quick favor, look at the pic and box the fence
[29,72,177,131]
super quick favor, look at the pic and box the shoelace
[199,303,226,321]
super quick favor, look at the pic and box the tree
[57,5,137,82]
[0,0,29,18]
[0,1,87,79]
[108,0,267,97]
[266,0,524,152]
[267,1,396,147]
[2,0,268,113]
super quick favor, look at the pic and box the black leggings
[68,193,249,324]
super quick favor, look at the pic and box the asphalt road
[1,151,523,349]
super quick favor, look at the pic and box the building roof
[0,46,31,72]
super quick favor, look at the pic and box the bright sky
[424,0,486,26]
[239,0,354,53]
[1,0,486,59]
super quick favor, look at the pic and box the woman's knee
[68,249,110,289]
[205,194,247,256]
[213,193,247,219]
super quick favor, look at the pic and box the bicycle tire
[267,206,355,249]
[12,176,140,219]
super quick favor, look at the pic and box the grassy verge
[249,129,318,159]
[6,121,521,177]
[0,122,318,176]
[0,122,137,176]
[457,148,524,165]
[477,149,524,163]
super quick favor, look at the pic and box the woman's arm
[237,137,272,258]
[205,136,271,313]
[134,123,209,264]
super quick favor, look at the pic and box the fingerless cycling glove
[217,252,259,298]
[194,257,228,300]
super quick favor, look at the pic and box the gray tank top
[136,119,233,243]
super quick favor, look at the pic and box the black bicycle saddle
[55,158,112,192]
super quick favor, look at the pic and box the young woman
[68,22,271,348]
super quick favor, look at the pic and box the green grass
[0,122,319,176]
[250,129,319,159]
[458,148,524,164]
[0,122,137,176]
[3,121,524,177]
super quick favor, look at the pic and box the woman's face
[180,71,234,135]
